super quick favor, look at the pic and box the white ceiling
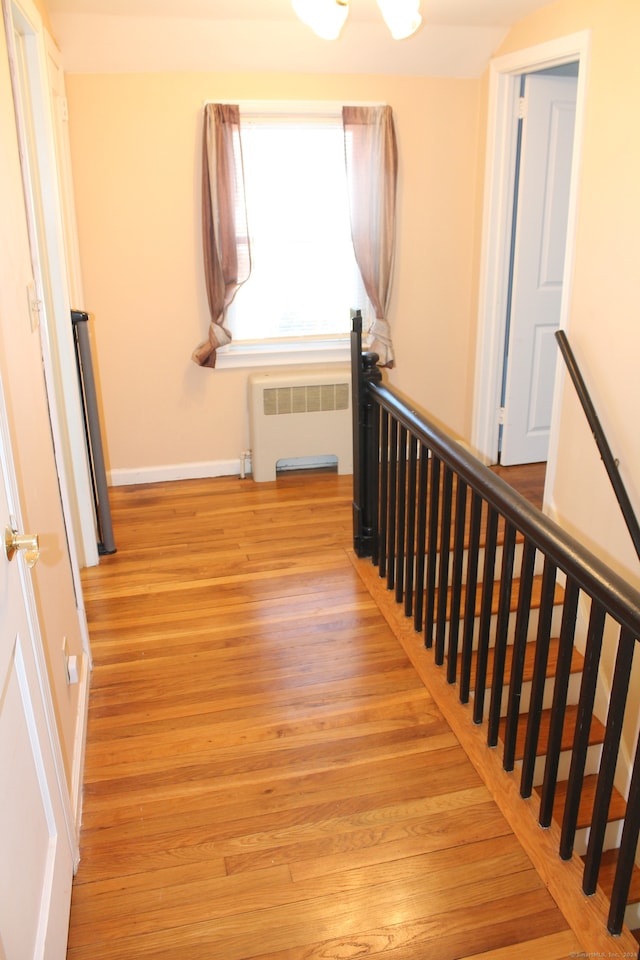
[48,0,555,76]
[47,0,550,27]
[46,0,552,27]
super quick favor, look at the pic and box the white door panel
[501,74,577,466]
[528,322,557,431]
[0,394,74,960]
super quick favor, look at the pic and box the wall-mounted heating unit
[248,364,353,482]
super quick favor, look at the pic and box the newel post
[351,311,382,559]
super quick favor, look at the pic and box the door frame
[2,0,93,832]
[471,31,590,484]
[0,10,77,943]
[2,0,98,571]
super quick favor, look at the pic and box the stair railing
[351,314,640,937]
[555,330,640,563]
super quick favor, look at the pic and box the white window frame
[211,100,382,369]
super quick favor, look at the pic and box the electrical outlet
[62,637,80,685]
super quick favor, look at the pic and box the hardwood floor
[69,469,581,959]
[490,461,546,510]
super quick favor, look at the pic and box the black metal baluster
[520,557,557,798]
[424,455,441,650]
[583,626,635,895]
[460,491,483,705]
[404,434,418,618]
[386,417,398,591]
[395,426,408,605]
[435,466,454,666]
[378,409,389,580]
[369,401,381,566]
[560,600,607,860]
[447,478,468,685]
[608,723,640,935]
[473,506,498,725]
[414,444,429,632]
[488,522,517,747]
[538,578,580,825]
[502,539,536,771]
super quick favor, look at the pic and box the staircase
[421,491,640,919]
[445,520,640,923]
[351,504,640,954]
[350,319,640,954]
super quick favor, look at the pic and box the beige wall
[63,0,640,585]
[64,71,480,481]
[492,0,640,587]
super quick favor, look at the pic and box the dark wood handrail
[556,329,640,563]
[369,383,640,637]
[363,371,640,640]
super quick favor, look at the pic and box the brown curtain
[192,104,251,368]
[342,105,398,367]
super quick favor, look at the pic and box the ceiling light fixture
[292,0,422,41]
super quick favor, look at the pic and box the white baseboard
[108,459,242,486]
[107,456,344,487]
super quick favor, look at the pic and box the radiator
[248,364,353,482]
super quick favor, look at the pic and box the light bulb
[376,0,422,40]
[292,0,350,40]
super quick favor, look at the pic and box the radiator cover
[248,364,353,482]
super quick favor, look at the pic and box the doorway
[0,2,78,954]
[3,0,97,571]
[500,66,577,466]
[2,0,91,823]
[472,32,590,493]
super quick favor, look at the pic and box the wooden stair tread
[436,511,525,552]
[426,467,542,551]
[426,472,524,552]
[498,704,607,761]
[435,574,565,621]
[460,636,584,690]
[594,849,640,903]
[534,774,627,831]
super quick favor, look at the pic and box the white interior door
[500,72,577,466]
[0,386,74,959]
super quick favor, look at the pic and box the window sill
[215,337,351,370]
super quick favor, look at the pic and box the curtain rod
[202,99,387,113]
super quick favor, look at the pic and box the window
[221,107,371,364]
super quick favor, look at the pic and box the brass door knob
[5,527,40,568]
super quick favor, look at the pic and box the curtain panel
[343,105,398,367]
[192,104,251,368]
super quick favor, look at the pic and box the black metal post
[351,312,381,558]
[72,310,116,555]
